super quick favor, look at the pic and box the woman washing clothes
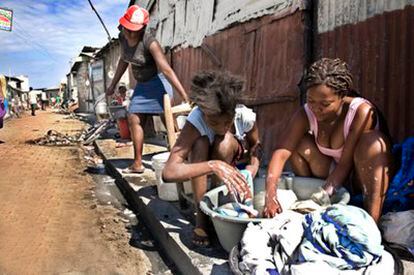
[162,71,262,246]
[263,58,394,222]
[106,5,189,174]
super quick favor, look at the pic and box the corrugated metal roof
[317,0,414,33]
[154,0,309,48]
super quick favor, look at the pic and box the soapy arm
[263,109,309,217]
[162,122,251,198]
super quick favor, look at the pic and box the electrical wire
[12,22,59,63]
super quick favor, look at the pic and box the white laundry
[277,189,298,211]
[238,223,275,273]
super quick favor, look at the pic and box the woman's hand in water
[263,192,282,218]
[208,160,252,200]
[323,178,341,196]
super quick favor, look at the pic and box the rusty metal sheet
[314,5,414,142]
[171,11,309,163]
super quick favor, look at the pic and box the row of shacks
[73,0,413,164]
[66,42,134,113]
[2,75,60,114]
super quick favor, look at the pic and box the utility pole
[87,0,111,43]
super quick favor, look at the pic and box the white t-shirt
[186,104,256,144]
[29,91,38,104]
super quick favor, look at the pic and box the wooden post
[163,93,176,149]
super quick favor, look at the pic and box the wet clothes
[297,204,383,270]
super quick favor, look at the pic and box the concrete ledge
[95,139,231,274]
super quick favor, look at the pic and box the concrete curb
[95,140,230,275]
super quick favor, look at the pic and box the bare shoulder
[174,121,202,148]
[355,101,376,118]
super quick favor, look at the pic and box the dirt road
[0,111,152,274]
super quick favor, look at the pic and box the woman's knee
[211,132,238,162]
[354,131,391,163]
[295,134,318,159]
[354,131,392,197]
[127,113,140,125]
[292,134,331,178]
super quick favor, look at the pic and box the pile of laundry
[236,205,395,275]
[31,129,80,146]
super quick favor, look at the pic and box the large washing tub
[199,175,350,252]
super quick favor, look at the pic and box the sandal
[122,166,145,174]
[192,227,210,247]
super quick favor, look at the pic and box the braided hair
[304,58,353,98]
[190,71,244,117]
[304,58,393,143]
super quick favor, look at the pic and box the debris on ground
[31,116,114,147]
[31,129,80,146]
[81,144,104,170]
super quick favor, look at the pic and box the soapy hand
[208,160,252,201]
[310,187,331,206]
[323,180,340,197]
[262,192,283,218]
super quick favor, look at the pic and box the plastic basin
[200,176,350,252]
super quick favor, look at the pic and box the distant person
[106,5,189,174]
[56,95,61,106]
[0,75,7,128]
[51,96,56,108]
[28,87,37,116]
[263,58,394,222]
[41,91,48,110]
[10,96,20,118]
[115,84,128,105]
[162,71,261,246]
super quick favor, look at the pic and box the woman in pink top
[264,58,394,222]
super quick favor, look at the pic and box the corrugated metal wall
[149,0,309,48]
[315,0,414,142]
[171,9,311,163]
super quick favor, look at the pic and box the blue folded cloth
[298,204,383,270]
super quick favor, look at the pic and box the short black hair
[190,71,244,117]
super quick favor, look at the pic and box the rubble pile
[32,129,79,146]
[82,145,104,167]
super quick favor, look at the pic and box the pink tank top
[304,97,378,163]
